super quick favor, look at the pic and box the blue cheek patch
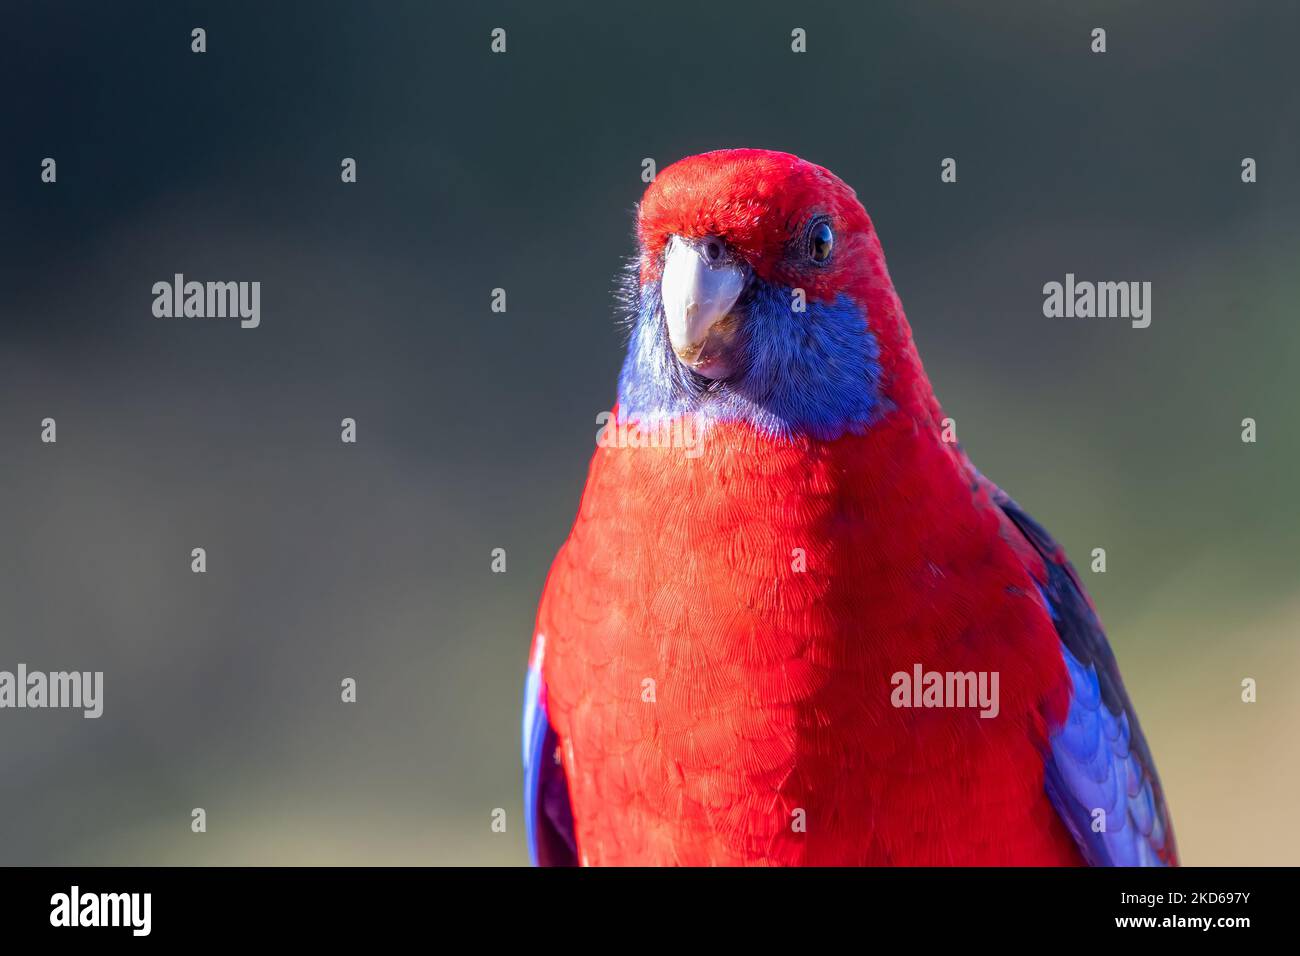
[617,279,884,440]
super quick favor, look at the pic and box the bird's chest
[539,430,1074,864]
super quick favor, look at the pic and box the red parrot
[522,149,1177,866]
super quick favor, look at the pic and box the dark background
[1,0,1297,864]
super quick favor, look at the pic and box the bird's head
[619,148,930,440]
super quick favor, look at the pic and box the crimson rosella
[522,148,1177,866]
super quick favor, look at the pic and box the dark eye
[809,221,834,263]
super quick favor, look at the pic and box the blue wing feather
[998,492,1178,866]
[522,637,578,866]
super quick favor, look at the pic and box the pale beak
[660,235,746,379]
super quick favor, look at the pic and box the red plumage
[530,150,1159,865]
[537,416,1082,864]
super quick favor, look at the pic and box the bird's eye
[809,221,834,263]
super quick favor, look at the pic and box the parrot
[522,148,1177,866]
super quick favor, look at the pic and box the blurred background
[1,0,1296,865]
